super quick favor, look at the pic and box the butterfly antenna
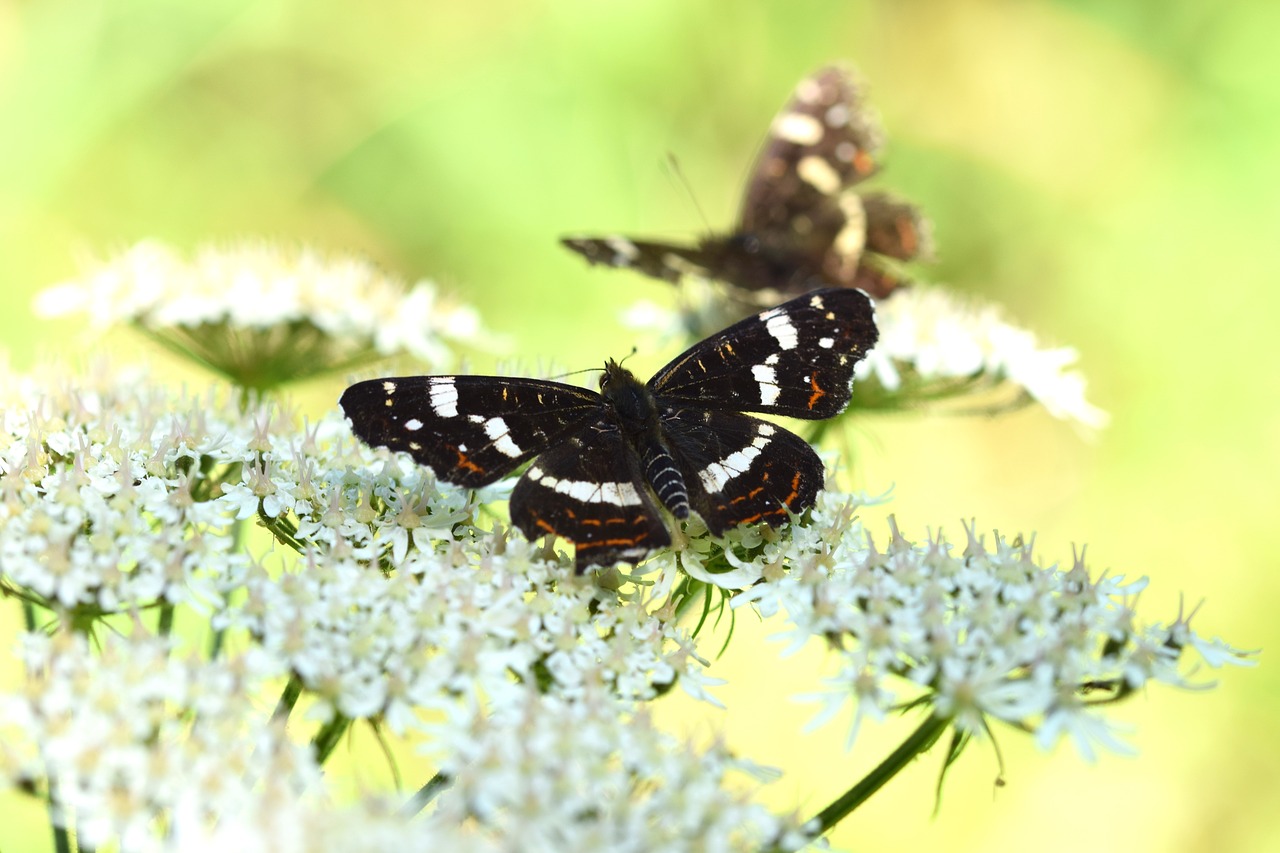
[665,152,712,233]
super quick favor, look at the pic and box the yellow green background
[1,1,1275,850]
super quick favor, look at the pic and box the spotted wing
[648,287,878,419]
[559,236,713,284]
[661,410,825,536]
[862,191,933,263]
[510,427,670,571]
[339,376,601,488]
[737,66,882,268]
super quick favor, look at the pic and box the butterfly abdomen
[641,443,691,520]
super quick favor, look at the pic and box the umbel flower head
[32,240,489,391]
[852,283,1109,427]
[0,350,1255,851]
[0,238,1254,852]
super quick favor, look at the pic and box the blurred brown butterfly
[562,65,932,301]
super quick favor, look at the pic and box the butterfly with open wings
[562,65,932,301]
[340,287,877,571]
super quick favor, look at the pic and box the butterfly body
[340,288,878,570]
[562,65,930,300]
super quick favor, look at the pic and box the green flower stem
[802,712,951,841]
[271,675,304,726]
[258,507,305,554]
[48,780,74,853]
[311,714,352,765]
[157,602,175,637]
[399,772,453,818]
[52,822,73,853]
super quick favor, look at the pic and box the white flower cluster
[732,494,1253,758]
[856,284,1109,428]
[0,366,252,613]
[425,687,803,852]
[0,631,318,853]
[226,535,709,727]
[171,794,500,853]
[169,689,802,853]
[31,240,487,380]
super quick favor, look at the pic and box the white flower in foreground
[171,794,500,853]
[0,631,317,853]
[425,687,804,852]
[854,283,1109,428]
[32,240,490,388]
[734,502,1255,759]
[225,403,711,726]
[0,364,254,614]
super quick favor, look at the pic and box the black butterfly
[340,288,878,571]
[561,65,931,301]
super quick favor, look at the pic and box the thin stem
[157,602,175,637]
[800,712,951,841]
[52,821,74,853]
[271,675,304,726]
[399,772,453,818]
[48,781,74,853]
[311,715,352,765]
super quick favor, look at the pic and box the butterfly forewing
[559,237,703,283]
[339,376,602,488]
[649,287,878,418]
[739,65,882,242]
[509,429,670,571]
[561,65,927,302]
[661,409,825,535]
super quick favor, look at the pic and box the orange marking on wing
[454,449,483,475]
[576,535,647,551]
[853,150,875,176]
[898,219,918,256]
[807,375,827,410]
[782,471,803,508]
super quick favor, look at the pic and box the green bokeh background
[1,1,1276,850]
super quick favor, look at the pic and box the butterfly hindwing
[661,409,825,535]
[339,376,602,488]
[862,191,933,263]
[648,287,878,418]
[510,428,670,571]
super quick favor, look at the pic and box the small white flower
[855,283,1110,428]
[0,631,318,851]
[425,688,799,851]
[0,364,254,614]
[742,510,1249,760]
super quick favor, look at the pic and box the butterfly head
[599,358,660,431]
